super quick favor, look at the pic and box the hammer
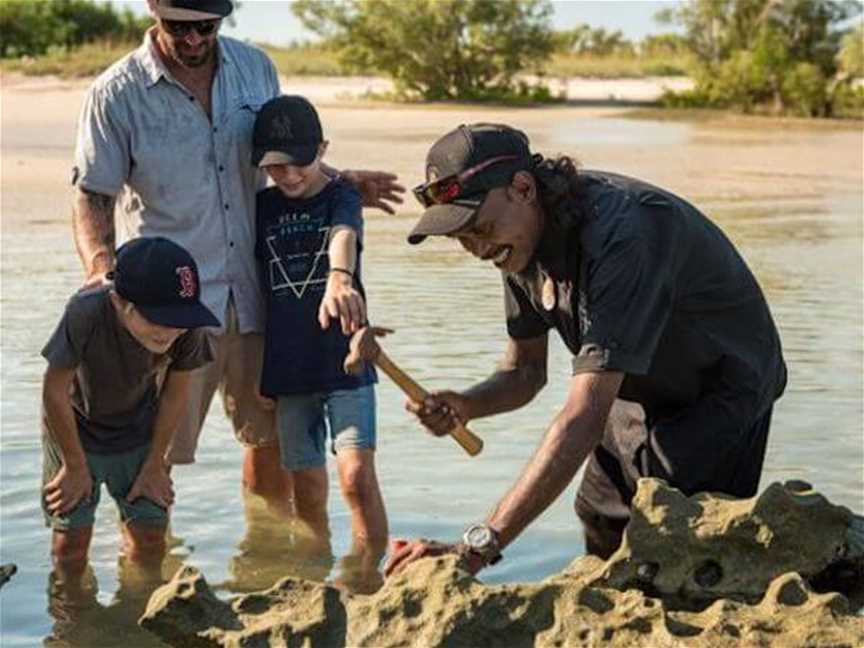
[344,327,483,456]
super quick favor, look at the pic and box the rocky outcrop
[594,478,863,604]
[140,479,864,647]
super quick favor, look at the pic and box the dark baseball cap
[407,124,533,245]
[252,95,323,168]
[111,237,220,329]
[153,0,233,20]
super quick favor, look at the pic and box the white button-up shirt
[73,30,280,333]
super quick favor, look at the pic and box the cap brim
[407,200,482,245]
[137,302,221,329]
[254,145,318,168]
[155,8,227,20]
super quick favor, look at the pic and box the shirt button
[218,165,225,172]
[224,204,229,210]
[229,241,235,247]
[213,127,218,133]
[188,95,195,102]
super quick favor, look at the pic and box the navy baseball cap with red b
[110,237,219,329]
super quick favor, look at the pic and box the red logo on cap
[176,266,196,298]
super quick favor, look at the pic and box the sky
[110,0,683,46]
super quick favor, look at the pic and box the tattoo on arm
[72,188,116,277]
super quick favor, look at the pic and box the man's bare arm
[72,188,116,282]
[407,334,548,436]
[461,334,549,420]
[387,369,623,576]
[487,370,624,548]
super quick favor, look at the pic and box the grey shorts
[277,384,376,471]
[166,298,278,464]
[42,439,167,531]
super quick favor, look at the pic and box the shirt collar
[531,212,576,281]
[139,28,168,87]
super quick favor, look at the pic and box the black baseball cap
[153,0,233,20]
[111,237,220,329]
[407,124,533,245]
[252,95,323,167]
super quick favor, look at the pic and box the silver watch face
[464,524,493,549]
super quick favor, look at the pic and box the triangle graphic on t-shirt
[265,226,330,299]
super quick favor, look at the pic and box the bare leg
[121,522,167,569]
[336,449,388,546]
[51,527,93,587]
[335,536,387,594]
[242,445,294,517]
[46,536,99,645]
[292,465,330,541]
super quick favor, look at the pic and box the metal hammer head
[343,326,394,375]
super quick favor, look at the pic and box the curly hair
[529,153,586,230]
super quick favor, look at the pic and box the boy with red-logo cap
[41,237,217,578]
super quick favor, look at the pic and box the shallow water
[1,89,862,646]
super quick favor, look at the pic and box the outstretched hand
[342,170,405,215]
[319,271,367,335]
[384,538,458,577]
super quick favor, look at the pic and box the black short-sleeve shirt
[41,287,213,454]
[504,171,787,426]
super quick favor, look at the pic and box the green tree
[291,0,555,100]
[640,33,689,58]
[0,0,151,58]
[837,21,864,78]
[553,24,634,56]
[658,0,862,116]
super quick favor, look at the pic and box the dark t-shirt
[504,170,787,429]
[255,178,376,396]
[41,287,213,454]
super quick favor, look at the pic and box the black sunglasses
[162,19,221,38]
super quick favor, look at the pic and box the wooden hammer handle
[374,350,484,457]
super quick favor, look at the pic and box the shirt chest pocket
[221,97,268,147]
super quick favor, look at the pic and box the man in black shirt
[385,124,787,575]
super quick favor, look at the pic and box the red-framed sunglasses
[413,155,518,208]
[163,18,221,38]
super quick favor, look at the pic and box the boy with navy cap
[41,237,217,577]
[252,95,387,572]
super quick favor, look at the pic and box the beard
[169,40,215,68]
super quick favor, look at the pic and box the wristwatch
[461,523,502,566]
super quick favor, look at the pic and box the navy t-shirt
[255,178,376,396]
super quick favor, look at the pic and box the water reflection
[221,491,333,594]
[219,491,385,596]
[44,554,181,648]
[2,97,861,645]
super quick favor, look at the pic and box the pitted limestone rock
[595,479,860,603]
[141,480,864,647]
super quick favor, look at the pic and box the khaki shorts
[166,298,277,464]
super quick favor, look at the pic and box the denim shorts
[42,439,168,531]
[276,384,376,471]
